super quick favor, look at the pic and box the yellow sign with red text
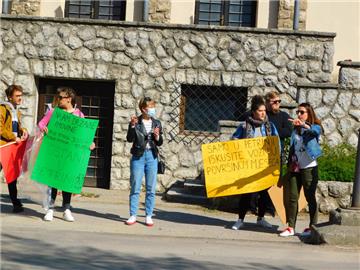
[202,136,280,198]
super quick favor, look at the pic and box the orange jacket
[0,104,26,146]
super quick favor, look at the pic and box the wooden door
[37,78,115,189]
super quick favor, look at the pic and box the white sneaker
[145,216,154,227]
[279,227,295,237]
[231,219,244,230]
[44,209,54,221]
[257,217,272,228]
[125,215,137,225]
[63,209,75,222]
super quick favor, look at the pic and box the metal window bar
[168,84,249,145]
[65,0,125,20]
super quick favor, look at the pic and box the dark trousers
[238,189,268,220]
[287,166,319,228]
[249,192,275,216]
[7,180,22,207]
[50,188,71,209]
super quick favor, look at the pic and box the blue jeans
[129,149,158,217]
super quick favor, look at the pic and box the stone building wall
[10,0,40,16]
[0,16,336,190]
[277,0,307,30]
[297,61,360,147]
[148,0,171,23]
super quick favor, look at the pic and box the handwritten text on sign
[202,136,280,198]
[31,108,98,194]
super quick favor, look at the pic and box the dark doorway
[36,78,115,189]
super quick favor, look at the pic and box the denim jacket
[289,124,322,161]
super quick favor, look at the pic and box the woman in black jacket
[126,97,163,226]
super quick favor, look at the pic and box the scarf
[245,115,272,138]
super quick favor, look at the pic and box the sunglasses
[271,100,281,104]
[296,110,307,115]
[58,95,69,100]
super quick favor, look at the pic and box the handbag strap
[157,148,164,162]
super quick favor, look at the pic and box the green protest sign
[31,108,99,194]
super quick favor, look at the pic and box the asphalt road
[2,228,359,270]
[1,184,359,270]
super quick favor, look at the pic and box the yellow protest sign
[202,136,280,198]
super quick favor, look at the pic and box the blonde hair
[265,91,279,102]
[138,97,155,110]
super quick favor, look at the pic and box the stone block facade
[0,16,341,190]
[148,0,171,23]
[10,0,40,16]
[278,0,307,30]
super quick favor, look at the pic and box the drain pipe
[293,0,300,30]
[143,0,149,22]
[2,0,10,14]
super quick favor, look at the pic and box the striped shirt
[143,119,152,149]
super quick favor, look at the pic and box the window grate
[168,84,248,145]
[65,0,126,20]
[195,0,257,27]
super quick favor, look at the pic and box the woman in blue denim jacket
[231,95,279,230]
[280,103,322,237]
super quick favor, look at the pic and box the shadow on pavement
[224,222,280,235]
[71,207,126,222]
[153,207,280,235]
[153,207,230,227]
[0,195,44,219]
[1,233,305,270]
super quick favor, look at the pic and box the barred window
[168,84,247,139]
[195,0,257,27]
[65,0,126,20]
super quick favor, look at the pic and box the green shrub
[318,143,356,182]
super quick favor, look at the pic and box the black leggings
[238,189,268,219]
[51,188,71,209]
[7,180,22,206]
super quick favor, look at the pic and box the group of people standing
[1,84,321,238]
[230,92,322,237]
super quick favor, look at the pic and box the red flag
[0,141,27,184]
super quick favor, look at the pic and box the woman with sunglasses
[38,87,95,222]
[279,103,322,237]
[231,95,279,230]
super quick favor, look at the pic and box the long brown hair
[298,103,321,125]
[296,102,322,133]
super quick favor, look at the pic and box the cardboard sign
[202,136,280,198]
[268,184,308,225]
[31,108,98,194]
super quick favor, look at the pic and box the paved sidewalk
[0,182,331,244]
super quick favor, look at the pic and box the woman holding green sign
[38,87,95,222]
[231,95,279,230]
[126,97,163,227]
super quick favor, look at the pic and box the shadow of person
[0,195,45,219]
[70,207,126,222]
[225,220,280,234]
[151,207,229,227]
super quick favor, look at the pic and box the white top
[143,119,152,149]
[253,127,262,138]
[294,132,317,169]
